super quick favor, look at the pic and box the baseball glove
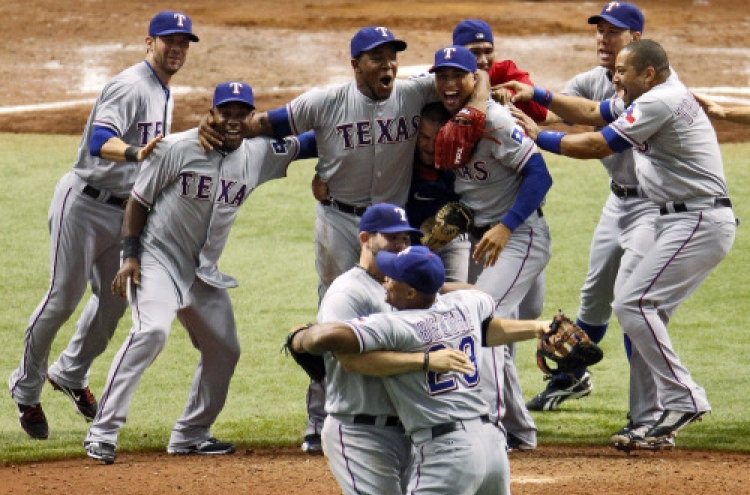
[420,202,473,251]
[282,323,326,382]
[434,106,486,169]
[536,311,604,375]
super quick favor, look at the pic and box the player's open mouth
[379,76,393,87]
[443,91,460,107]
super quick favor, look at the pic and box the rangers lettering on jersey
[336,116,419,149]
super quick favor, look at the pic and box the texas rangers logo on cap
[350,26,407,58]
[587,2,645,32]
[213,81,255,108]
[428,45,478,73]
[149,11,200,42]
[452,19,494,46]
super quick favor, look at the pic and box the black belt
[659,197,732,215]
[321,199,368,217]
[430,415,491,440]
[82,185,128,209]
[469,208,543,238]
[610,181,641,199]
[352,414,403,428]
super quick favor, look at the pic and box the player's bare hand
[490,86,513,105]
[311,173,329,201]
[499,81,534,103]
[692,92,726,119]
[473,223,511,267]
[466,70,490,112]
[427,348,475,375]
[198,112,222,152]
[112,258,140,299]
[510,107,540,140]
[138,135,163,161]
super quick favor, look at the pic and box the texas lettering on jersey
[178,173,252,206]
[335,115,420,149]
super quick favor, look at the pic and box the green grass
[0,133,748,462]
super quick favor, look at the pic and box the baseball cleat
[167,437,236,455]
[16,402,49,440]
[526,371,593,411]
[610,422,675,453]
[48,377,98,421]
[506,432,535,453]
[301,434,323,455]
[644,410,707,443]
[85,441,116,464]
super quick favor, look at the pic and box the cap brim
[152,29,200,42]
[587,14,631,30]
[354,39,407,58]
[428,62,473,73]
[214,98,255,109]
[377,225,422,234]
[375,251,401,282]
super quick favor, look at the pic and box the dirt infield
[2,0,750,493]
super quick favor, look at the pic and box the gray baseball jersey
[86,129,302,450]
[282,76,438,296]
[10,61,173,407]
[457,101,551,447]
[609,74,728,204]
[317,267,411,495]
[348,289,510,495]
[605,72,736,427]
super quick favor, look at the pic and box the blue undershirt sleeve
[600,126,632,153]
[296,131,318,160]
[499,153,553,231]
[267,106,294,140]
[89,126,118,157]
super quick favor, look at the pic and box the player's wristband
[124,146,141,162]
[422,350,430,371]
[536,131,566,154]
[531,87,554,107]
[121,235,141,260]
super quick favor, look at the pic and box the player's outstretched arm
[291,322,361,355]
[99,135,163,163]
[511,107,614,160]
[485,317,547,347]
[501,81,606,127]
[336,348,474,376]
[693,92,750,124]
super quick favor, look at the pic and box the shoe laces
[81,387,96,405]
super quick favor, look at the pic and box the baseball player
[289,246,551,495]
[523,2,658,415]
[84,82,317,464]
[432,45,553,452]
[508,39,736,449]
[694,93,750,124]
[8,11,198,440]
[453,18,553,450]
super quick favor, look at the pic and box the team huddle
[7,3,738,495]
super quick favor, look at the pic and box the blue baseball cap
[588,2,644,32]
[376,246,445,294]
[359,203,421,234]
[351,26,407,58]
[428,45,478,73]
[213,82,255,108]
[452,19,494,46]
[149,11,199,42]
